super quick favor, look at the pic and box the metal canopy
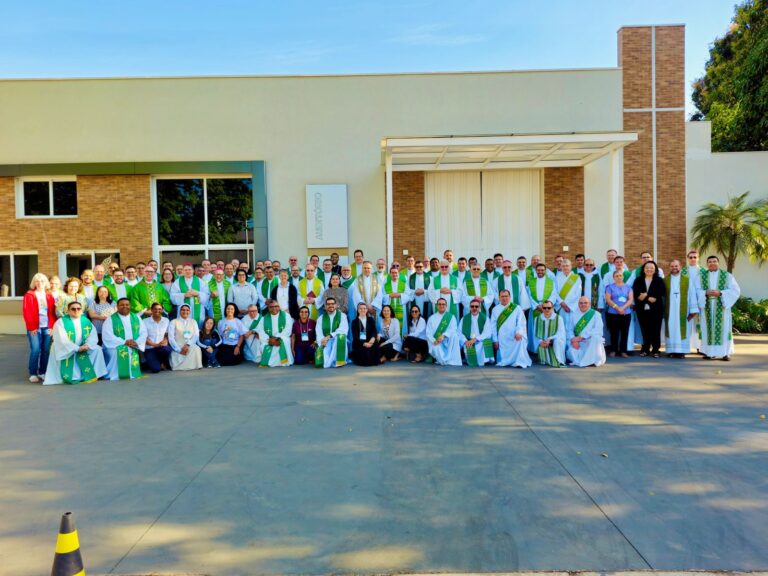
[381,131,638,171]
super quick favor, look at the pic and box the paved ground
[0,334,767,575]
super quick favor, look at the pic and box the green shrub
[732,297,768,333]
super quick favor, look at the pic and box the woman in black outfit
[350,302,380,366]
[632,260,666,357]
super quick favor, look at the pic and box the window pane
[66,254,92,279]
[206,178,253,244]
[53,181,78,216]
[95,252,120,269]
[23,182,50,216]
[159,250,205,268]
[157,179,204,245]
[0,256,10,297]
[13,255,38,297]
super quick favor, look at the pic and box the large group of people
[20,247,741,384]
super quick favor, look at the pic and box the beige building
[1,25,694,332]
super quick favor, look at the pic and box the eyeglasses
[470,305,480,309]
[542,306,553,310]
[415,265,423,268]
[393,264,401,268]
[440,265,449,269]
[502,266,512,269]
[411,310,420,314]
[70,307,82,311]
[688,256,697,259]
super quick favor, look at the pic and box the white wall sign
[306,184,348,248]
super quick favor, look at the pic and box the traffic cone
[51,512,85,576]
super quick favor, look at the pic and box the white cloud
[388,23,486,47]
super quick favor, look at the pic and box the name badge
[618,296,627,303]
[183,330,192,340]
[359,331,367,340]
[228,330,237,340]
[301,332,309,342]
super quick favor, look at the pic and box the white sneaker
[37,374,45,381]
[29,375,41,383]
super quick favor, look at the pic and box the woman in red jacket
[22,273,57,383]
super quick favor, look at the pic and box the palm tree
[690,191,768,272]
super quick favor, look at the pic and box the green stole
[573,309,596,337]
[535,314,562,367]
[247,315,262,331]
[299,277,323,320]
[260,277,278,300]
[558,273,580,302]
[496,302,518,331]
[527,276,554,316]
[432,312,454,340]
[110,313,142,379]
[60,316,97,384]
[663,274,689,339]
[433,274,458,317]
[700,269,729,346]
[600,262,612,279]
[260,311,289,366]
[315,312,346,367]
[409,273,431,290]
[208,278,231,322]
[350,263,362,278]
[384,276,407,325]
[461,313,494,366]
[496,275,520,305]
[341,276,356,289]
[525,266,536,285]
[579,272,601,309]
[178,276,202,321]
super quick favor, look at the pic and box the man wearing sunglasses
[566,296,606,367]
[425,298,461,366]
[491,289,531,368]
[44,300,107,384]
[458,298,494,366]
[529,299,566,367]
[428,260,460,319]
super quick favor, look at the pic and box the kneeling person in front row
[566,296,606,367]
[102,297,147,380]
[44,300,107,384]
[315,296,349,367]
[491,289,531,368]
[530,299,565,367]
[426,298,462,366]
[143,302,172,373]
[458,297,494,366]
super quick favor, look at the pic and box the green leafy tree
[690,191,768,272]
[691,0,768,151]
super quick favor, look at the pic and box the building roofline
[617,24,685,31]
[0,67,621,84]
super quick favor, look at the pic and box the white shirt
[276,284,290,311]
[143,316,169,345]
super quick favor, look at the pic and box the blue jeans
[27,329,52,377]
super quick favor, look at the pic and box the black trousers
[380,342,399,360]
[144,345,171,373]
[606,313,631,353]
[637,311,663,353]
[402,336,428,358]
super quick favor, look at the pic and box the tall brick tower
[619,25,687,268]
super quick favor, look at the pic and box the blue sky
[0,0,737,115]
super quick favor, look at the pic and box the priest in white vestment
[425,298,462,366]
[490,289,531,368]
[315,297,349,368]
[684,250,704,352]
[102,298,148,380]
[458,299,494,366]
[241,305,264,364]
[462,265,495,316]
[428,260,462,319]
[257,300,294,367]
[566,297,606,367]
[664,259,700,357]
[170,264,210,327]
[696,255,740,360]
[530,300,566,367]
[44,300,107,384]
[494,260,531,312]
[555,259,583,326]
[349,262,383,322]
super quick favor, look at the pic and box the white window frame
[15,176,78,219]
[151,174,253,263]
[58,249,121,281]
[0,251,39,300]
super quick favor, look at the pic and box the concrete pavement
[0,334,766,575]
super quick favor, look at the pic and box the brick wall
[543,167,585,262]
[0,175,153,277]
[619,25,686,270]
[392,171,425,260]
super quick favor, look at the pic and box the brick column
[619,25,686,269]
[543,167,585,262]
[392,171,426,260]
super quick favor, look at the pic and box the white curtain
[425,172,482,259]
[481,170,541,259]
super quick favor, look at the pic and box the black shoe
[703,355,712,360]
[722,356,730,361]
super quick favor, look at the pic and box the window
[17,178,77,218]
[154,176,254,263]
[60,251,120,280]
[0,253,38,298]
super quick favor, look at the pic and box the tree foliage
[691,0,768,151]
[690,191,768,272]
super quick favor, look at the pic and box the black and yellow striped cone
[51,512,85,576]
